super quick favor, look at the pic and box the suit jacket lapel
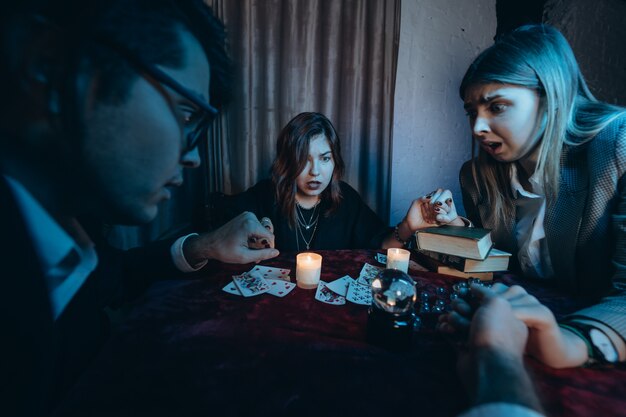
[545,146,589,283]
[0,175,56,415]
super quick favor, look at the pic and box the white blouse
[510,164,554,279]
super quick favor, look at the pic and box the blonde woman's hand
[489,283,589,368]
[441,282,589,368]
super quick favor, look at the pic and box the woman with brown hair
[217,112,455,251]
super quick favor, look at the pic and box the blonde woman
[439,25,626,368]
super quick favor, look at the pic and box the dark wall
[544,0,626,106]
[495,0,545,39]
[496,0,626,106]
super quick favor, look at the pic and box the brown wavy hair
[271,112,345,228]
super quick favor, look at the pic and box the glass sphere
[371,269,417,314]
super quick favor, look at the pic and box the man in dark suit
[0,1,277,415]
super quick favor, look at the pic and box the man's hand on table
[440,282,592,368]
[439,285,543,413]
[183,212,279,265]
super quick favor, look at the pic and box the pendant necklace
[296,200,320,230]
[296,220,318,250]
[295,200,320,250]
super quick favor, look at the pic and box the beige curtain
[208,0,400,221]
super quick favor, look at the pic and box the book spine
[420,250,467,271]
[437,266,493,281]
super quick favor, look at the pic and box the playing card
[248,265,291,282]
[314,281,346,305]
[325,275,355,297]
[222,281,242,296]
[266,279,296,297]
[346,281,372,305]
[232,273,271,297]
[356,263,383,286]
[375,253,387,265]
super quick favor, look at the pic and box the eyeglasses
[92,36,219,153]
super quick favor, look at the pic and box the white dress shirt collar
[4,175,98,320]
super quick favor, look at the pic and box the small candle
[296,253,323,289]
[387,248,410,273]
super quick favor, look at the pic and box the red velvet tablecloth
[54,250,626,417]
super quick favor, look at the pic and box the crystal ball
[371,269,417,314]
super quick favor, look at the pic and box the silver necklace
[295,200,321,250]
[296,200,320,230]
[296,220,318,251]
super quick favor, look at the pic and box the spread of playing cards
[223,262,384,306]
[223,265,296,298]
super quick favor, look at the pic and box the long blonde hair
[460,25,626,224]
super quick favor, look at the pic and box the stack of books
[414,226,511,280]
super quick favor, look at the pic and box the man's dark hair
[1,0,231,141]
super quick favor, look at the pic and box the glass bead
[436,287,448,298]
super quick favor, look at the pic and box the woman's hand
[405,188,464,232]
[439,283,589,368]
[490,283,588,368]
[248,217,275,249]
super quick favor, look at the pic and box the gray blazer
[460,115,626,338]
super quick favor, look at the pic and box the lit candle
[386,248,410,273]
[296,253,323,289]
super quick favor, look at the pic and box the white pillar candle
[386,248,410,273]
[296,253,323,289]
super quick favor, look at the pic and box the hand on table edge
[447,285,544,414]
[439,283,597,368]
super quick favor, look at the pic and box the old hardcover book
[415,226,492,260]
[419,248,511,273]
[437,266,494,281]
